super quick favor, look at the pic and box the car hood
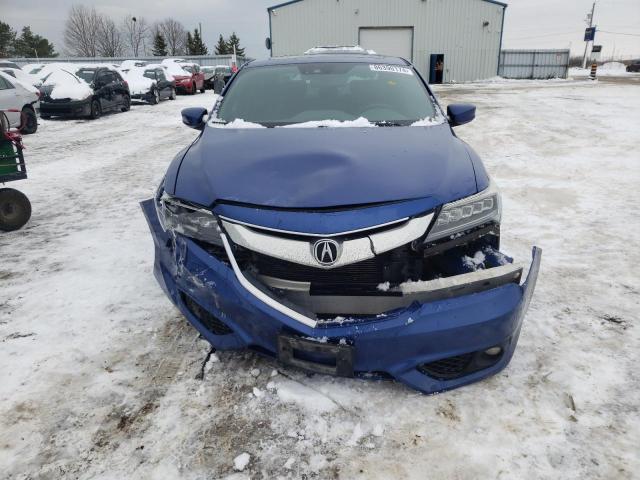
[172,123,479,209]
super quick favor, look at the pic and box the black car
[130,67,176,104]
[626,60,640,73]
[40,67,130,119]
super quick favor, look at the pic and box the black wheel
[89,100,101,119]
[189,83,196,95]
[150,88,160,105]
[0,188,31,232]
[199,85,205,93]
[169,88,176,100]
[121,94,131,112]
[21,106,38,134]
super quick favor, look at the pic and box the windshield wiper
[374,121,407,127]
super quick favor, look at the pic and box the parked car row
[0,58,235,129]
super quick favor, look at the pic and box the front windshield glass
[76,69,96,83]
[216,62,437,127]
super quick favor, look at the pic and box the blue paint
[141,199,541,394]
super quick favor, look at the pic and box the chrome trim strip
[222,214,433,270]
[221,234,318,328]
[369,213,433,254]
[223,220,375,269]
[218,215,409,238]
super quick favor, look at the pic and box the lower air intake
[181,292,234,335]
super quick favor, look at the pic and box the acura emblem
[312,239,340,266]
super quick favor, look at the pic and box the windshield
[143,70,156,80]
[76,69,97,83]
[216,62,437,127]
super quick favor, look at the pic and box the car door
[111,71,126,105]
[0,75,21,128]
[94,70,114,110]
[156,70,171,98]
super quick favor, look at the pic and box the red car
[171,63,205,95]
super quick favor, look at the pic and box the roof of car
[247,54,410,68]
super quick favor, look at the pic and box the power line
[598,30,640,37]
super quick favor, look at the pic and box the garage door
[359,28,413,61]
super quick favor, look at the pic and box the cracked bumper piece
[141,199,541,394]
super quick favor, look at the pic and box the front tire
[0,188,31,232]
[89,100,101,119]
[199,84,205,93]
[21,106,38,134]
[189,82,196,95]
[121,94,131,112]
[169,88,176,100]
[150,88,160,105]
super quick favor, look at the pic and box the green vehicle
[0,112,31,231]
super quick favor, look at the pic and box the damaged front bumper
[141,199,541,394]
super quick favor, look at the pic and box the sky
[1,0,639,60]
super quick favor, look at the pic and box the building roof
[247,53,411,68]
[268,0,507,12]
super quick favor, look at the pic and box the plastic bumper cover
[141,199,541,394]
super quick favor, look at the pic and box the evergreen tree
[152,31,167,56]
[13,26,56,58]
[214,34,229,55]
[186,31,194,54]
[226,32,244,56]
[0,21,16,57]
[190,28,208,55]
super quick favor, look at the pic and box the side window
[194,65,200,73]
[112,71,123,82]
[96,72,110,85]
[157,70,167,81]
[0,76,15,89]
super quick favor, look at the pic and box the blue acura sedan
[141,49,541,394]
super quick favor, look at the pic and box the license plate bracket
[278,334,354,377]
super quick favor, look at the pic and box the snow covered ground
[1,80,639,479]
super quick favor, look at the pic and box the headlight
[425,180,501,242]
[155,191,223,246]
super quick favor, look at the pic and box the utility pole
[582,1,596,69]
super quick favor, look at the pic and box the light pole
[582,2,596,69]
[131,16,137,57]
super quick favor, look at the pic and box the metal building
[267,0,507,83]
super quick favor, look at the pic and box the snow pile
[42,70,93,100]
[120,68,154,95]
[280,117,376,128]
[411,116,443,126]
[599,61,627,72]
[233,452,250,471]
[462,250,486,271]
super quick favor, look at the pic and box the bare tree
[63,5,101,57]
[97,16,123,57]
[122,15,149,57]
[156,19,186,56]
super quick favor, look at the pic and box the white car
[0,70,40,134]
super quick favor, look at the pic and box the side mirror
[181,107,207,130]
[447,103,476,127]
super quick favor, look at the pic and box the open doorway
[429,54,445,84]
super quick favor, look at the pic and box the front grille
[181,292,233,335]
[418,353,474,380]
[239,244,424,289]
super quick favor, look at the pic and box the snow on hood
[42,70,93,100]
[161,61,190,80]
[209,115,443,129]
[120,68,154,95]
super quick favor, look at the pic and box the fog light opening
[484,346,502,357]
